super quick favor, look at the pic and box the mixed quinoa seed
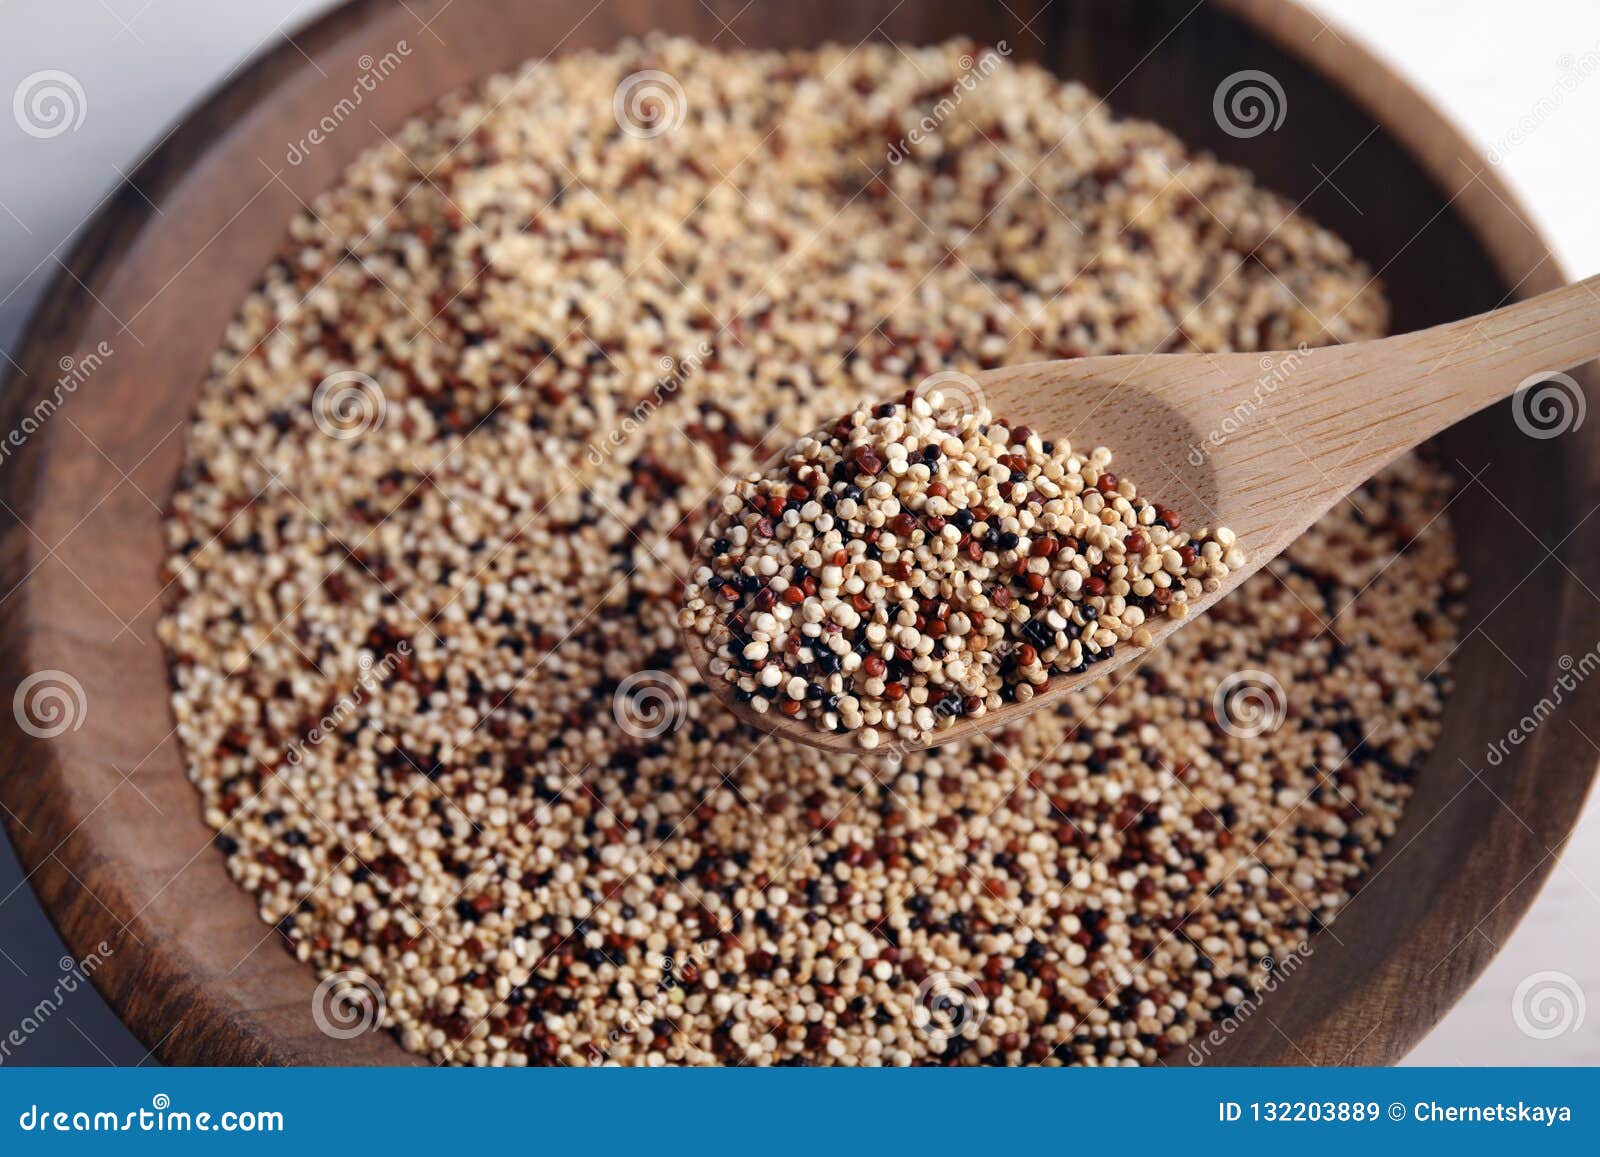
[682,393,1244,749]
[160,39,1464,1065]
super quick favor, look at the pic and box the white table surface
[0,0,1595,1065]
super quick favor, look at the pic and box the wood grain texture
[0,0,1595,1066]
[691,273,1600,751]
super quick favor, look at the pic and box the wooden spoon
[684,274,1600,752]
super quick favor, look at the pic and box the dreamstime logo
[1511,970,1585,1040]
[15,1092,283,1132]
[914,970,987,1037]
[311,971,387,1039]
[312,371,386,440]
[914,370,986,424]
[1213,70,1287,139]
[1212,668,1286,739]
[13,670,87,740]
[613,70,687,139]
[612,669,687,739]
[1511,371,1586,439]
[13,70,87,139]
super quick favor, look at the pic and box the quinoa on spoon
[682,274,1600,752]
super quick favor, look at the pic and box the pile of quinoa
[160,39,1464,1065]
[682,395,1244,748]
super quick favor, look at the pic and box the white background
[0,0,1595,1064]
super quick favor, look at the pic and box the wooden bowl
[2,0,1595,1066]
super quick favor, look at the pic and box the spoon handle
[1390,270,1600,414]
[1199,273,1600,559]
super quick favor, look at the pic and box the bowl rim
[1,0,1595,1066]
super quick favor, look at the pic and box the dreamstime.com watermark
[1187,939,1313,1064]
[16,1095,283,1134]
[1487,42,1600,166]
[284,642,411,767]
[584,940,720,1064]
[0,341,114,468]
[886,43,1011,165]
[1188,343,1310,465]
[1485,641,1599,768]
[586,341,713,466]
[0,942,113,1064]
[874,692,970,768]
[286,41,413,165]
